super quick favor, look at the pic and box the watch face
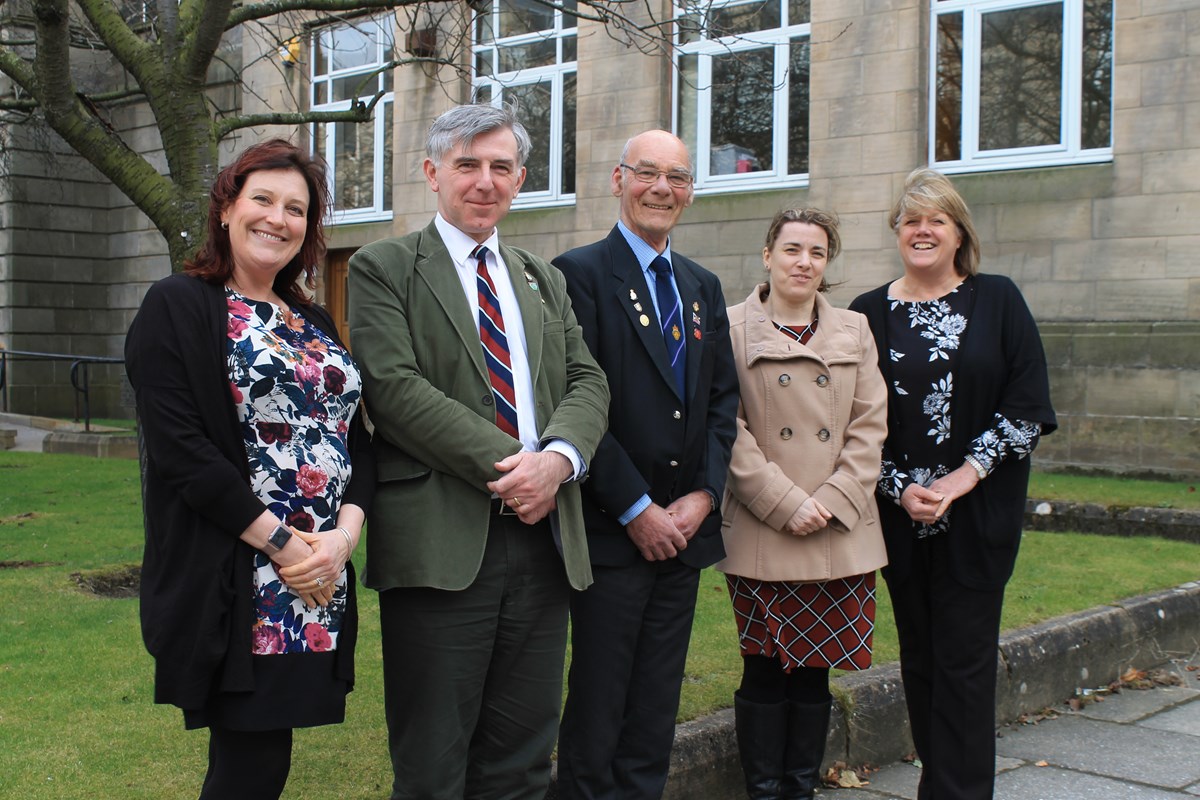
[268,525,292,551]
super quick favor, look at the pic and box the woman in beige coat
[719,208,888,800]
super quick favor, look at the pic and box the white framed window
[673,0,810,193]
[931,0,1113,173]
[310,17,395,223]
[473,0,577,207]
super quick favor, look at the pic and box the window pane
[678,13,703,46]
[509,82,553,192]
[710,1,781,39]
[476,10,495,43]
[562,36,577,62]
[382,103,394,212]
[710,48,774,174]
[314,34,329,76]
[474,84,494,104]
[333,75,377,103]
[335,119,375,211]
[330,25,376,72]
[979,4,1063,151]
[498,38,557,72]
[562,73,577,195]
[1082,0,1113,149]
[498,0,555,38]
[476,48,494,78]
[935,12,963,162]
[788,38,810,174]
[788,0,810,25]
[678,54,699,167]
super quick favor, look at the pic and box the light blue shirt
[613,220,687,526]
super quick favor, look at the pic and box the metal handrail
[0,348,125,432]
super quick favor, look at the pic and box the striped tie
[473,245,520,439]
[650,256,685,398]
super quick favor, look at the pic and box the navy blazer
[850,273,1056,590]
[554,227,739,568]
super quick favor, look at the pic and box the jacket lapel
[502,244,545,386]
[413,224,488,385]
[673,257,704,402]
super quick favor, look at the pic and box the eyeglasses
[619,163,694,189]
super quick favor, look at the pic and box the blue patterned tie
[650,256,685,398]
[473,245,520,439]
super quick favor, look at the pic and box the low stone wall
[42,431,138,459]
[1025,498,1200,544]
[546,581,1200,798]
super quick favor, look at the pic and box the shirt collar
[435,213,500,267]
[617,219,673,277]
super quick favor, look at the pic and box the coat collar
[740,283,860,366]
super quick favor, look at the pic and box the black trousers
[379,513,569,800]
[886,533,1006,800]
[557,557,702,800]
[199,727,292,799]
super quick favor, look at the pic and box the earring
[221,221,229,230]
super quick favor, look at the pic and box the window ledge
[511,195,576,211]
[692,175,808,198]
[935,151,1113,176]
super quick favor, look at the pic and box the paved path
[0,415,50,452]
[820,654,1200,799]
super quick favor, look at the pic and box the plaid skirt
[726,572,877,671]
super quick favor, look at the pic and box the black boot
[734,692,789,799]
[780,698,831,800]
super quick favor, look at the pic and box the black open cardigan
[125,273,374,710]
[850,273,1056,591]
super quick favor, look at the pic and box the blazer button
[779,374,791,386]
[817,428,830,442]
[816,375,829,387]
[673,410,682,420]
[669,460,680,467]
[482,395,494,406]
[780,428,793,440]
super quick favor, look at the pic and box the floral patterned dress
[225,290,361,655]
[879,284,1040,537]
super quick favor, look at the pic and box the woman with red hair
[126,139,374,799]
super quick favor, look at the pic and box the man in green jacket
[348,104,609,800]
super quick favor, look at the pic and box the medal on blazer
[693,306,702,339]
[640,314,650,327]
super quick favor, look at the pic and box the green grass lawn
[2,452,1199,799]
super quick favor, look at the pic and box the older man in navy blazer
[553,130,739,799]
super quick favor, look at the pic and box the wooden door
[325,249,352,347]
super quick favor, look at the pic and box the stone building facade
[1,0,1197,477]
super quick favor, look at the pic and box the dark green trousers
[379,513,570,800]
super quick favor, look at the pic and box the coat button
[673,410,682,420]
[817,428,830,441]
[816,375,829,387]
[779,374,791,386]
[780,428,792,440]
[669,460,679,467]
[482,395,494,406]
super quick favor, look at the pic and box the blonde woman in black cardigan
[850,168,1055,800]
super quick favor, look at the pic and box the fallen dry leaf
[836,769,867,788]
[1035,760,1049,767]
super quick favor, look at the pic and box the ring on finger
[315,576,325,587]
[511,496,523,507]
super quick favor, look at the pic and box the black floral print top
[880,284,1040,538]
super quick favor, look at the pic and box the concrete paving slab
[995,715,1200,789]
[995,765,1194,799]
[1187,781,1200,797]
[1139,698,1200,737]
[1079,687,1200,723]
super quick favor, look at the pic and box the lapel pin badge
[523,271,540,292]
[639,314,650,327]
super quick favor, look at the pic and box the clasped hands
[276,529,353,609]
[486,450,573,525]
[626,490,712,562]
[785,496,833,536]
[899,463,981,525]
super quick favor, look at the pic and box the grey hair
[425,103,532,168]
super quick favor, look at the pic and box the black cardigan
[125,273,374,710]
[850,274,1056,590]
